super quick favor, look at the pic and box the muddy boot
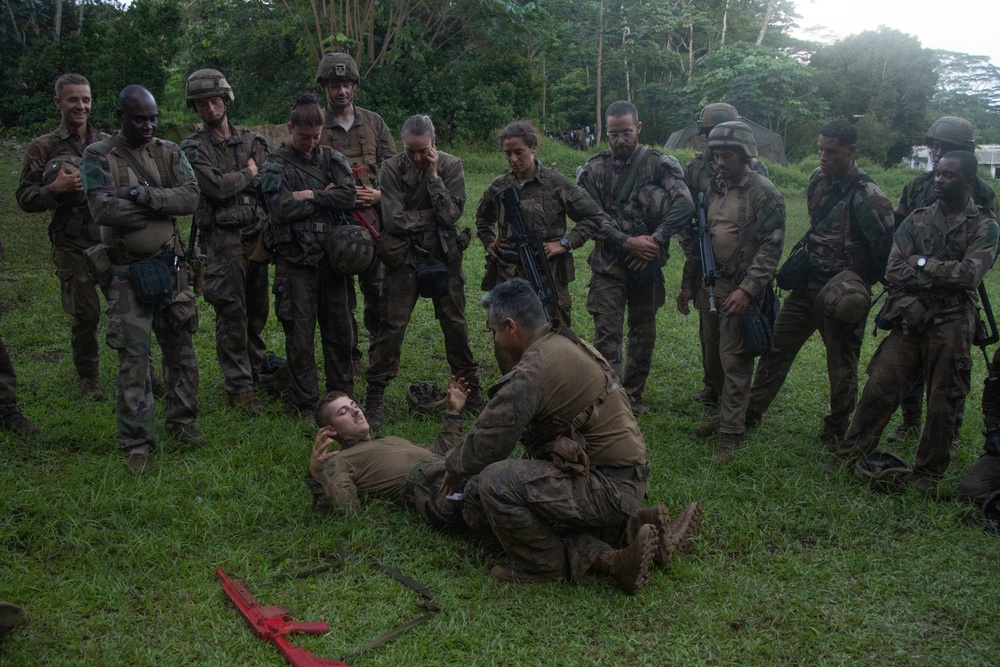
[464,386,487,416]
[745,408,763,429]
[229,390,267,416]
[365,386,386,431]
[167,423,206,446]
[0,405,39,435]
[629,395,648,416]
[666,502,702,555]
[693,386,719,406]
[594,523,658,595]
[713,432,743,463]
[79,376,105,400]
[694,417,720,438]
[0,602,25,635]
[633,505,672,570]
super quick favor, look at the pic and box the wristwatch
[916,256,928,269]
[559,237,570,249]
[129,186,140,202]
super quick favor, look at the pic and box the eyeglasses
[607,129,635,139]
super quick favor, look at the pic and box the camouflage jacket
[445,322,647,479]
[801,164,894,288]
[476,160,602,251]
[17,124,108,248]
[895,170,998,228]
[260,144,356,267]
[379,150,466,265]
[320,104,397,185]
[81,132,199,260]
[681,170,785,300]
[684,150,768,200]
[578,146,694,278]
[307,418,462,515]
[181,122,269,230]
[885,196,999,321]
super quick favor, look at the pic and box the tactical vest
[323,108,381,187]
[262,146,350,248]
[182,130,265,230]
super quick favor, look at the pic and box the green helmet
[707,121,758,160]
[406,381,447,416]
[926,116,975,151]
[185,69,234,109]
[324,224,375,275]
[699,103,739,133]
[316,52,360,84]
[817,270,871,325]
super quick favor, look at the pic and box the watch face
[918,257,927,267]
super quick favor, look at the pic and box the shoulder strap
[273,145,330,184]
[611,146,649,207]
[106,134,160,187]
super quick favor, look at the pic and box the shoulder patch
[330,150,352,176]
[79,154,106,192]
[180,138,201,152]
[260,160,284,193]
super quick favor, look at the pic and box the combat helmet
[185,69,234,109]
[406,381,448,416]
[324,224,375,275]
[316,52,360,84]
[817,269,871,325]
[926,116,975,151]
[707,121,758,160]
[699,103,740,134]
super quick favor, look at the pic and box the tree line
[3,0,1000,165]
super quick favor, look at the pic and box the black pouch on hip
[414,256,449,298]
[128,255,174,307]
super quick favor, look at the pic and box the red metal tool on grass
[216,567,347,667]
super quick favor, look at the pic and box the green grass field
[1,137,999,666]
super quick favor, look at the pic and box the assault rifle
[695,191,717,313]
[186,221,205,295]
[976,283,999,363]
[216,567,347,667]
[498,186,557,305]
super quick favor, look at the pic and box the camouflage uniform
[476,161,603,326]
[958,347,1000,504]
[17,124,109,384]
[445,322,649,584]
[260,145,356,413]
[304,416,469,529]
[684,171,785,436]
[680,152,769,400]
[81,132,201,454]
[366,150,479,393]
[181,123,270,397]
[748,164,894,439]
[836,196,999,479]
[891,172,999,430]
[321,105,397,367]
[578,146,694,403]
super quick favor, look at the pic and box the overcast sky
[789,0,999,66]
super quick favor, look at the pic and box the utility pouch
[626,261,663,289]
[165,289,199,333]
[128,255,174,307]
[414,256,449,298]
[240,223,270,264]
[776,245,809,291]
[741,283,779,356]
[83,243,112,285]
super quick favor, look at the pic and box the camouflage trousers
[957,453,1000,505]
[348,258,384,367]
[202,228,269,395]
[837,308,975,478]
[587,271,665,400]
[461,458,646,584]
[366,259,479,391]
[702,280,755,435]
[106,263,199,454]
[749,288,866,438]
[52,244,104,381]
[273,259,354,413]
[405,458,473,531]
[0,309,16,407]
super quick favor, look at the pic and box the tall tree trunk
[596,0,604,139]
[53,0,62,44]
[721,0,729,46]
[623,25,631,102]
[757,0,776,45]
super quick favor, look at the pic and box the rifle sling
[274,145,333,187]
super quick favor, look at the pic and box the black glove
[984,429,1000,456]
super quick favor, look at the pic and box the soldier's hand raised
[309,426,340,479]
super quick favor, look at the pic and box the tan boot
[666,502,702,555]
[229,390,267,416]
[712,432,743,463]
[634,504,672,570]
[595,523,657,595]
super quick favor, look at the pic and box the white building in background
[903,145,1000,179]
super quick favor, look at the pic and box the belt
[290,221,329,234]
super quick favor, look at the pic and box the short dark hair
[480,278,548,330]
[55,73,90,98]
[941,150,978,180]
[315,391,352,427]
[605,100,638,124]
[819,119,858,146]
[289,90,324,127]
[402,114,435,140]
[116,85,153,112]
[499,121,539,149]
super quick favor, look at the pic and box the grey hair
[402,114,436,140]
[480,278,548,329]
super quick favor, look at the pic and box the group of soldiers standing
[5,54,1000,532]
